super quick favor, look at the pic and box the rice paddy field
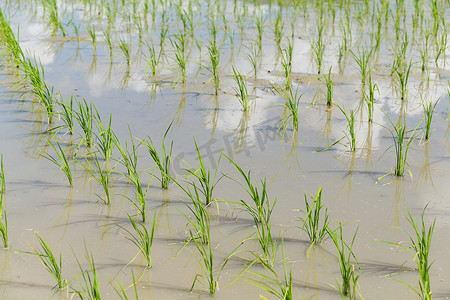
[1,0,450,299]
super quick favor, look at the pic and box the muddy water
[1,0,450,299]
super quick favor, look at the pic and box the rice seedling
[37,85,56,125]
[248,237,292,300]
[350,48,372,85]
[46,0,64,36]
[393,122,413,179]
[328,0,336,24]
[175,5,187,37]
[120,212,156,268]
[174,181,211,244]
[159,24,168,49]
[56,18,66,38]
[31,232,66,289]
[226,156,279,267]
[392,8,403,42]
[113,131,135,177]
[418,31,430,72]
[280,38,293,90]
[0,211,7,248]
[183,139,222,206]
[208,17,217,48]
[119,38,131,65]
[435,19,447,65]
[382,0,390,23]
[73,245,101,300]
[256,14,264,52]
[179,191,244,295]
[74,99,95,148]
[94,112,114,160]
[134,17,143,43]
[270,84,301,139]
[373,13,382,52]
[103,30,113,59]
[87,25,96,52]
[274,12,283,52]
[395,60,413,101]
[422,99,439,141]
[289,15,295,40]
[232,67,249,111]
[71,21,80,43]
[184,8,194,39]
[105,4,114,23]
[187,223,216,294]
[143,41,160,76]
[340,22,351,54]
[364,71,378,123]
[244,43,259,79]
[379,205,435,300]
[403,206,435,300]
[103,5,114,27]
[140,124,173,189]
[318,66,333,107]
[114,131,150,222]
[298,187,329,249]
[383,114,418,177]
[207,41,220,95]
[337,104,357,152]
[41,140,73,186]
[431,1,440,36]
[78,155,112,205]
[57,95,75,135]
[327,223,360,299]
[21,57,55,123]
[311,20,326,74]
[171,34,186,83]
[0,10,24,65]
[396,31,409,68]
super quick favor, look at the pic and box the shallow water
[1,0,450,299]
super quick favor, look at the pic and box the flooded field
[1,0,450,299]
